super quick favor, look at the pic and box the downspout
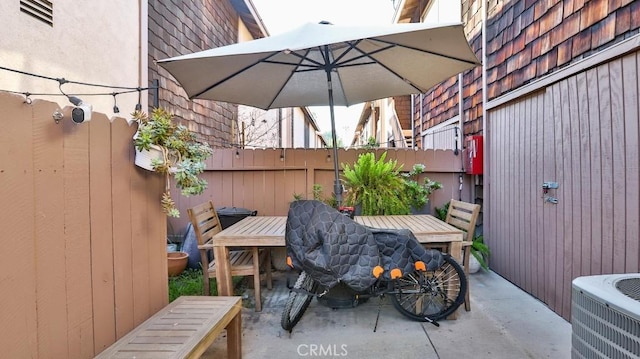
[458,72,464,201]
[482,0,488,146]
[481,0,489,236]
[419,94,423,145]
[139,0,149,110]
[458,73,464,158]
[410,94,415,148]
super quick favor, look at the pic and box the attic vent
[20,0,53,26]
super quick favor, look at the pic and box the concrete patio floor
[203,270,572,358]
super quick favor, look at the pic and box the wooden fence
[0,91,474,358]
[0,92,166,358]
[169,147,474,236]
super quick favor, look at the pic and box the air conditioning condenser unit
[571,274,640,358]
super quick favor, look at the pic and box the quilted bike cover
[285,200,443,292]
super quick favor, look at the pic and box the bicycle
[281,252,467,332]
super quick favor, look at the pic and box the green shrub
[402,164,442,210]
[167,269,247,302]
[471,235,491,271]
[435,201,450,221]
[342,152,408,215]
[168,268,208,302]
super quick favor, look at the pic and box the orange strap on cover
[390,268,402,280]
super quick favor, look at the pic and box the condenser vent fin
[20,0,53,27]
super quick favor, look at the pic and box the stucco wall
[0,0,145,117]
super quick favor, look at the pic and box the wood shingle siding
[148,0,241,147]
[485,0,640,101]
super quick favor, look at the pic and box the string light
[0,65,158,113]
[112,93,120,113]
[135,88,142,111]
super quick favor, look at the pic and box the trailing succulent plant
[133,108,213,217]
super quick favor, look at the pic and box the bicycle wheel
[390,253,467,322]
[281,271,318,331]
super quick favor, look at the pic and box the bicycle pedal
[390,268,402,280]
[414,261,426,271]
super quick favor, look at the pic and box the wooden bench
[94,296,242,359]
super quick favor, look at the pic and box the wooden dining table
[212,214,464,298]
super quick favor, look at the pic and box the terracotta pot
[167,251,189,277]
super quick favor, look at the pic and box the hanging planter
[135,144,168,171]
[134,143,178,173]
[133,108,213,217]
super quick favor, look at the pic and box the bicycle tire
[390,253,467,322]
[281,271,318,331]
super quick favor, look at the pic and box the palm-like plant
[471,235,490,271]
[342,152,409,215]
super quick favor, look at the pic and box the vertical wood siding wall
[0,93,167,358]
[487,50,640,320]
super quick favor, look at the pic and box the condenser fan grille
[616,278,640,301]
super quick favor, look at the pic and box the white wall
[423,0,461,24]
[0,0,146,117]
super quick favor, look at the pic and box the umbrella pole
[325,64,342,207]
[328,100,342,207]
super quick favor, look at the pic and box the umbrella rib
[372,38,480,66]
[191,52,282,99]
[264,47,316,109]
[331,41,421,79]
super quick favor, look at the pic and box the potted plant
[342,152,442,216]
[469,235,490,273]
[341,151,408,215]
[132,108,213,217]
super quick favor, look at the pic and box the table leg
[449,241,462,263]
[226,310,242,359]
[213,246,233,296]
[447,241,463,320]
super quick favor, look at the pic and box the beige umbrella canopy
[158,21,481,205]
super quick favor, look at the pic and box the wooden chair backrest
[445,199,481,242]
[187,201,223,246]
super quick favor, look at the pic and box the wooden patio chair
[444,199,481,311]
[187,200,272,311]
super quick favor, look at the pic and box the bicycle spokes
[390,255,467,322]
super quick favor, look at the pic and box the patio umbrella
[157,21,481,205]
